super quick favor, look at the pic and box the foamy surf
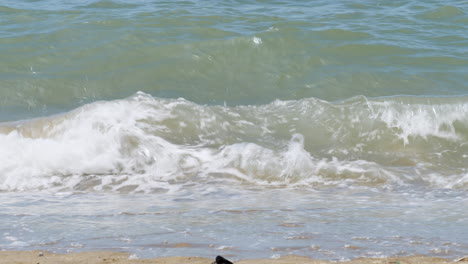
[0,92,466,192]
[1,1,467,260]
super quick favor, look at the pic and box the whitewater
[1,0,467,261]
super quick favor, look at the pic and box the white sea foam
[252,36,262,45]
[0,92,466,192]
[367,99,468,144]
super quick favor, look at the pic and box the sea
[0,0,467,261]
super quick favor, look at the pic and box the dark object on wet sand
[212,255,233,264]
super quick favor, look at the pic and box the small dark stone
[212,255,233,264]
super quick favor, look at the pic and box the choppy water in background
[1,0,467,261]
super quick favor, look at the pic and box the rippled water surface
[1,0,467,261]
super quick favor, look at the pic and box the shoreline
[0,251,466,264]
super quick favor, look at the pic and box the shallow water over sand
[1,186,467,261]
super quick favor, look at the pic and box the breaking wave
[1,92,467,192]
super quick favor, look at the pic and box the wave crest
[0,92,467,192]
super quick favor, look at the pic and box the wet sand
[0,251,465,264]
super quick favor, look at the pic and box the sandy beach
[0,251,465,264]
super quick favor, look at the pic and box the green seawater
[1,0,467,121]
[1,1,468,260]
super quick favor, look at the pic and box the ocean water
[1,0,467,261]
